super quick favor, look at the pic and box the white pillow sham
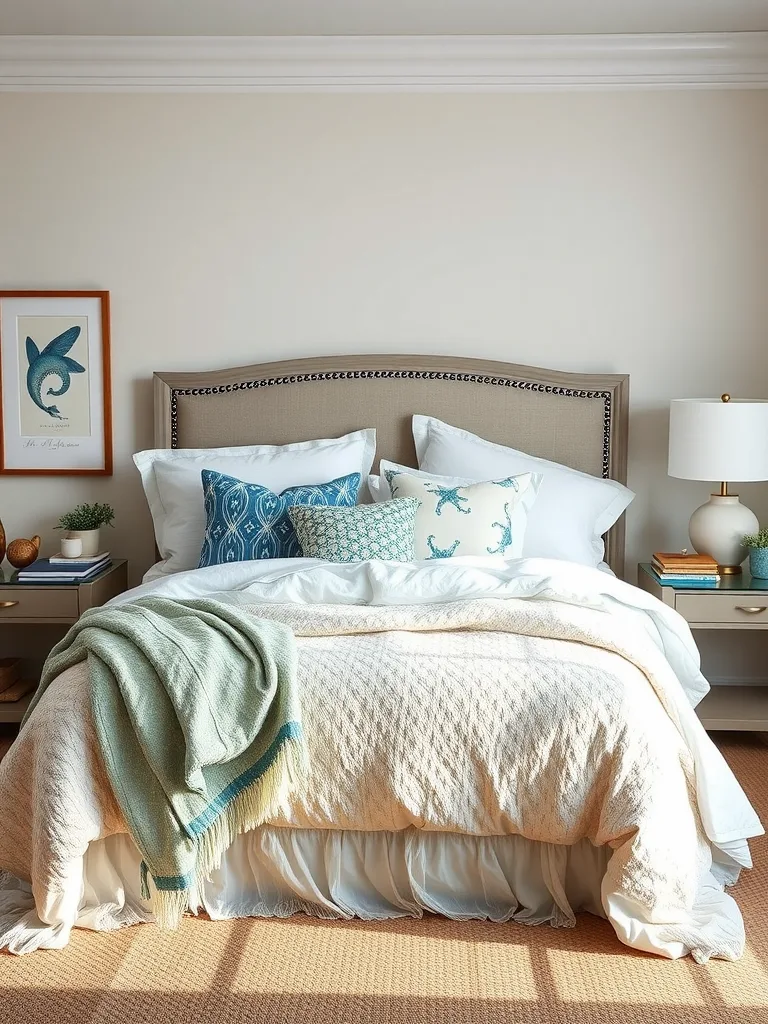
[134,429,376,575]
[377,465,540,560]
[411,415,634,568]
[368,460,467,504]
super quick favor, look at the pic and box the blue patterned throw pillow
[288,497,419,562]
[198,470,361,567]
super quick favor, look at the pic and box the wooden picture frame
[0,290,112,475]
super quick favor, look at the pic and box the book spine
[656,581,718,587]
[655,579,720,584]
[651,572,719,583]
[652,559,718,570]
[48,560,108,567]
[651,573,720,581]
[49,555,109,564]
[652,572,720,580]
[652,565,718,576]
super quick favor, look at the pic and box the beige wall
[0,92,767,607]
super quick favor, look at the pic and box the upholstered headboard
[153,354,629,575]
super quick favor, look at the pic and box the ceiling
[1,0,767,36]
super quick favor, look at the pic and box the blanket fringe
[152,888,190,932]
[151,735,308,930]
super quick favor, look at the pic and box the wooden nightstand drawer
[0,562,129,741]
[0,588,79,620]
[637,562,768,731]
[675,593,768,625]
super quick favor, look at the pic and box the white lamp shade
[668,399,768,482]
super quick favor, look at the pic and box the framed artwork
[0,290,112,475]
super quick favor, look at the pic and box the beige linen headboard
[153,354,629,576]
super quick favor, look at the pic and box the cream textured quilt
[0,557,762,961]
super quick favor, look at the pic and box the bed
[0,354,762,960]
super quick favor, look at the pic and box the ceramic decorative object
[6,535,41,569]
[60,536,83,558]
[742,529,768,581]
[0,516,5,562]
[748,547,768,580]
[65,529,99,556]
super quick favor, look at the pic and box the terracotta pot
[7,535,41,569]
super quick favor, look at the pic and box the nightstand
[0,559,129,727]
[637,562,768,731]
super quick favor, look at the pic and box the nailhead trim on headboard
[170,370,613,478]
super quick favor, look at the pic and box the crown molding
[1,32,767,92]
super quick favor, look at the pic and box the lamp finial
[721,393,731,403]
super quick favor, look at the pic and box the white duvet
[0,556,762,960]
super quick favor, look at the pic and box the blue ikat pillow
[198,469,362,567]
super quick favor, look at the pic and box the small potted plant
[55,502,115,557]
[742,527,768,580]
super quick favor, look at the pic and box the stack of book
[651,551,720,587]
[16,551,112,584]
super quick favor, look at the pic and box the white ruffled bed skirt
[0,827,742,959]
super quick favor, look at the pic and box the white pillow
[134,429,376,575]
[377,464,540,560]
[411,415,633,568]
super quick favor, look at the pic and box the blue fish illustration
[26,326,85,420]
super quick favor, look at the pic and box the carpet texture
[1,732,766,1024]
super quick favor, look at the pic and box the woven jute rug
[1,732,766,1024]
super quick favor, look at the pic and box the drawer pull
[0,601,19,608]
[735,606,767,614]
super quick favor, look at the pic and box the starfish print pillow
[380,465,541,560]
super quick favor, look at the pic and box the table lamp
[668,395,768,573]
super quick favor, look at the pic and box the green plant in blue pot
[743,528,768,579]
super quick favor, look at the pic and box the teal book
[651,570,718,588]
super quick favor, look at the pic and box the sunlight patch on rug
[706,945,768,1007]
[230,920,539,999]
[546,948,705,1005]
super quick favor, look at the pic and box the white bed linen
[2,829,612,954]
[118,555,761,853]
[0,556,762,960]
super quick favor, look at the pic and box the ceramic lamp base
[688,494,759,573]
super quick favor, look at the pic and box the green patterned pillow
[288,497,418,562]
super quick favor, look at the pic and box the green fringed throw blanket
[23,597,304,928]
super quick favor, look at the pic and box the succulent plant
[742,527,768,549]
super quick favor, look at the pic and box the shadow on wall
[122,375,159,582]
[625,404,677,566]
